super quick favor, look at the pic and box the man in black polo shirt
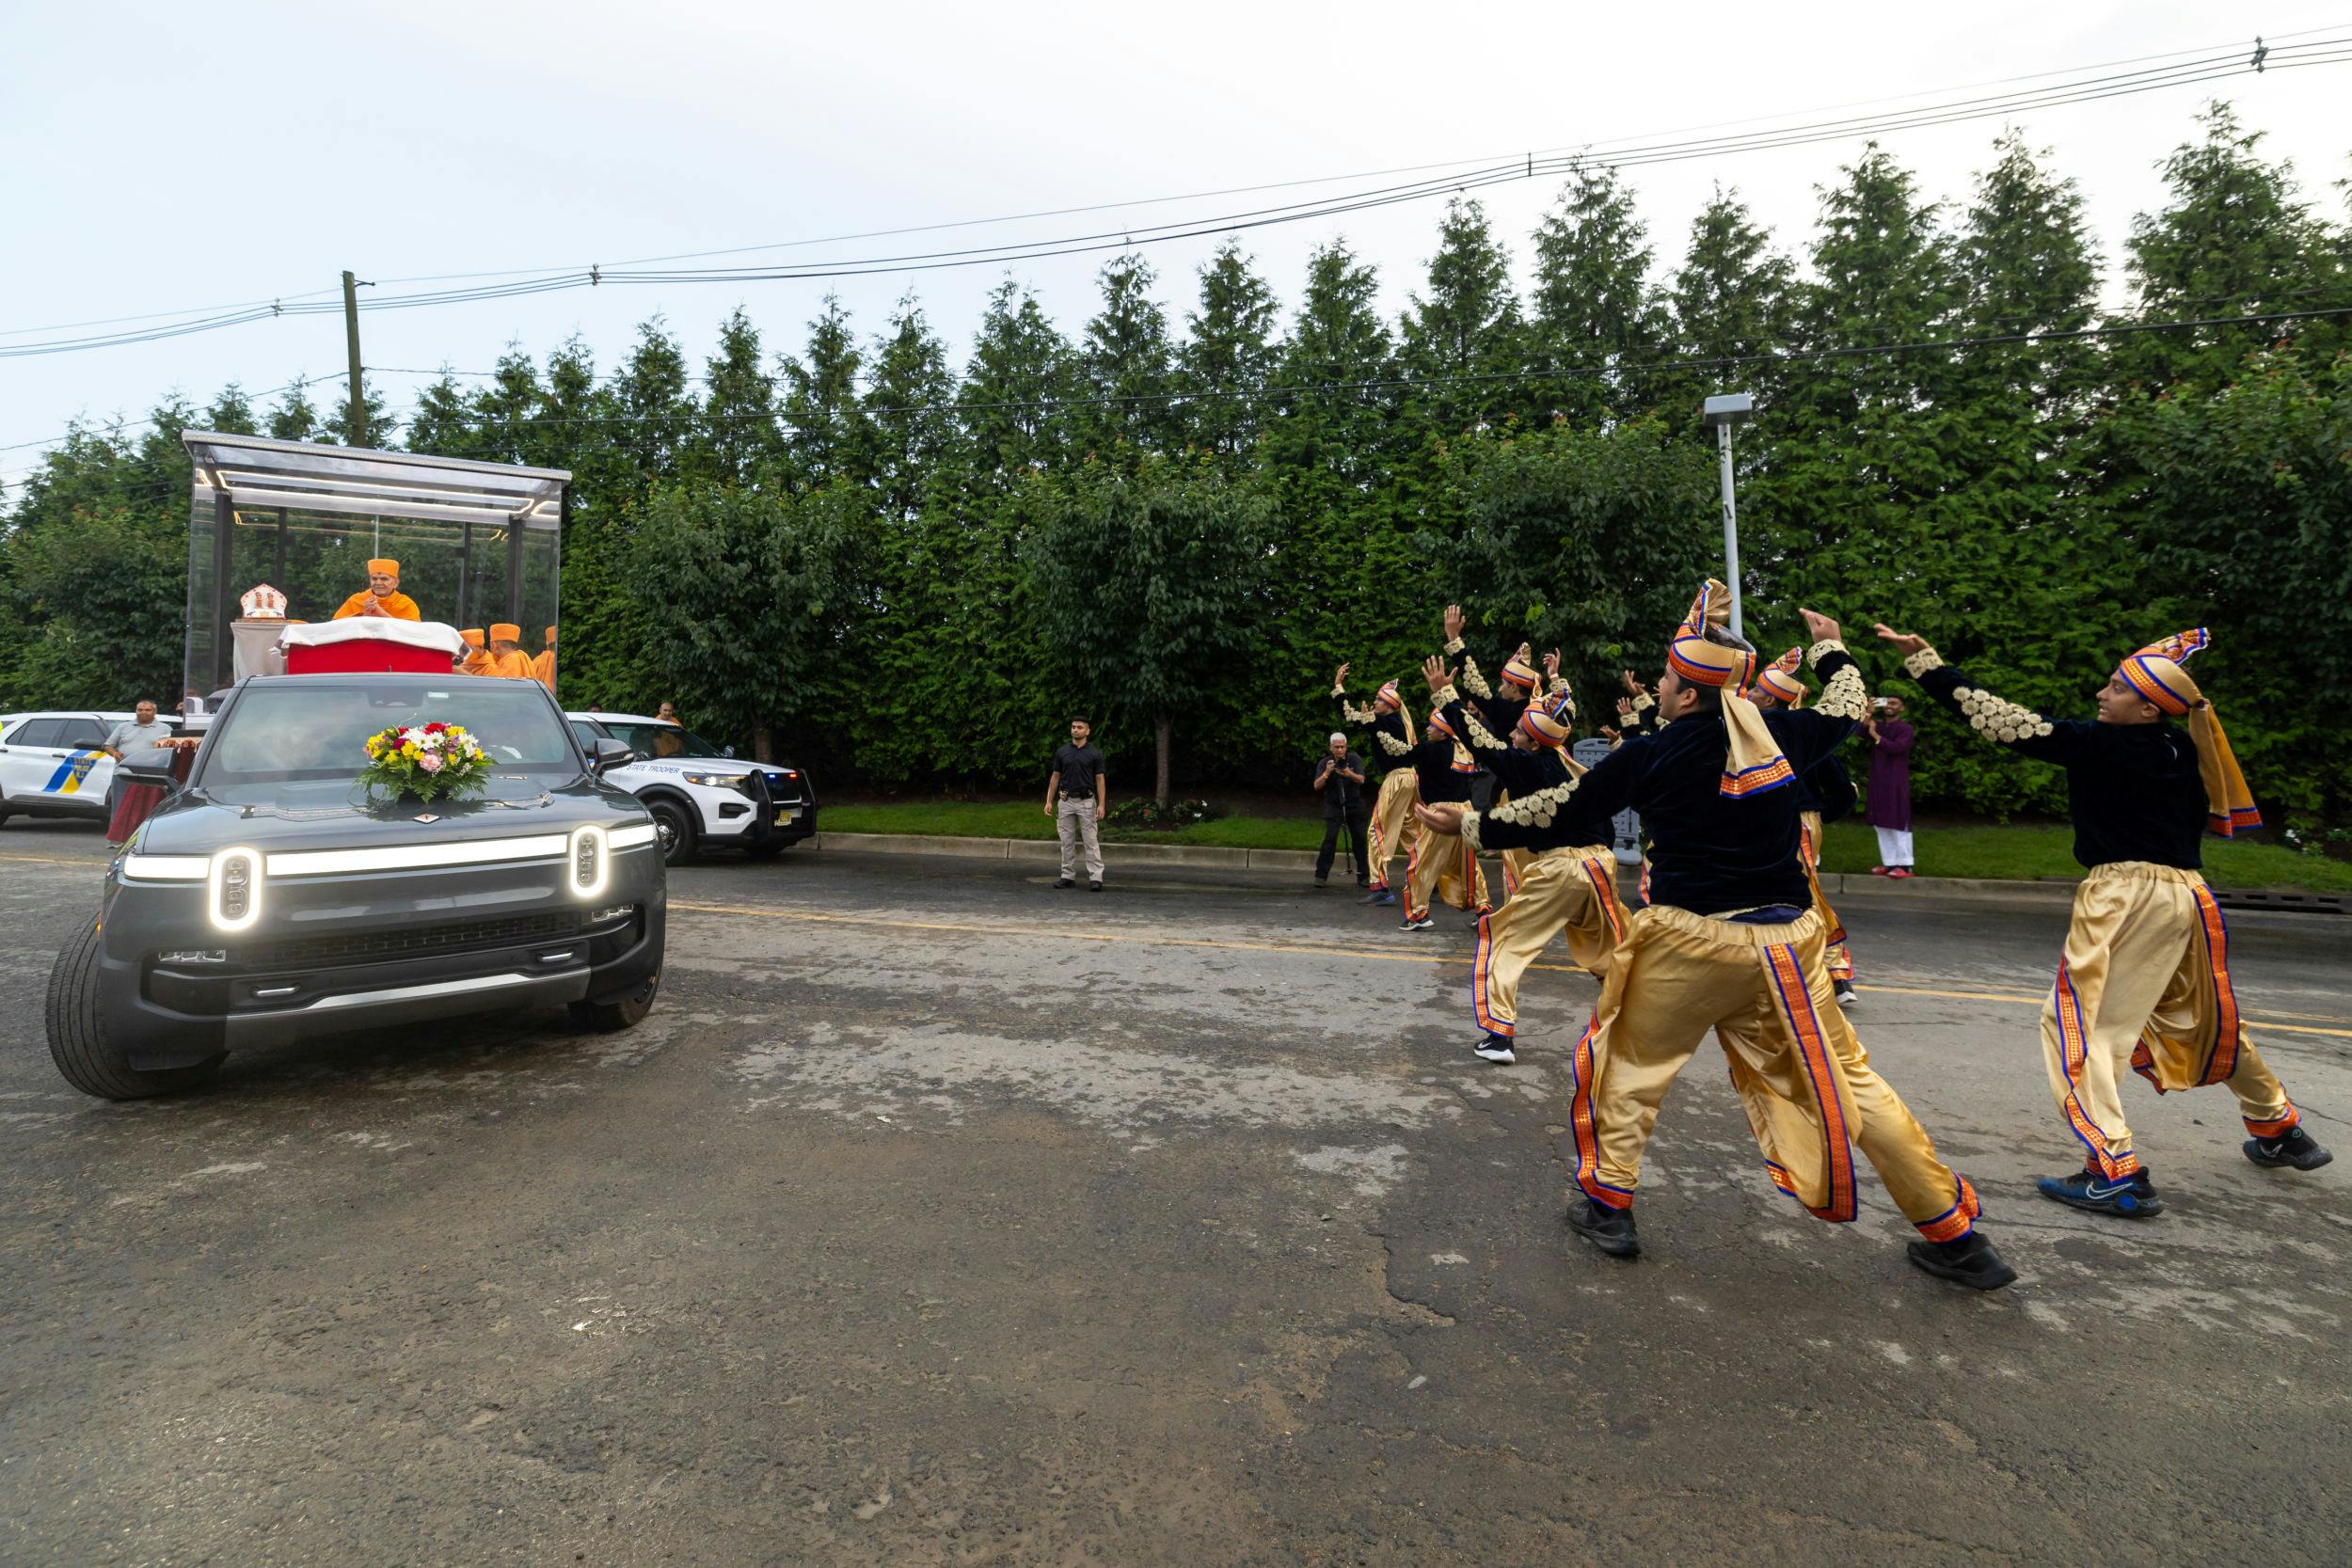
[1044,716,1107,892]
[1883,622,2328,1216]
[1416,583,2013,1291]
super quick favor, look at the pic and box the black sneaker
[1565,1196,1639,1259]
[2244,1125,2332,1171]
[1400,914,1436,931]
[1905,1232,2018,1291]
[2036,1166,2163,1217]
[1313,878,1330,889]
[1834,983,1858,1007]
[1089,880,1104,893]
[1364,888,1397,907]
[1472,1033,1517,1065]
[1055,878,1075,890]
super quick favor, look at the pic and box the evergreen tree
[203,385,261,436]
[602,318,697,493]
[267,380,324,444]
[2118,102,2336,392]
[864,293,960,524]
[1073,253,1179,457]
[779,294,870,488]
[1663,185,1796,420]
[1527,166,1668,426]
[1176,241,1279,458]
[962,278,1073,485]
[1398,198,1526,430]
[692,308,783,486]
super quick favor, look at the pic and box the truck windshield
[200,681,580,785]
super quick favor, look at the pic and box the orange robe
[485,650,535,679]
[458,651,496,676]
[332,591,421,621]
[532,650,556,692]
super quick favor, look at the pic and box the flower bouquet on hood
[358,721,491,802]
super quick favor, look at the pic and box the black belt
[1058,792,1095,800]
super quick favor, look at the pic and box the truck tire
[647,798,697,865]
[569,973,659,1033]
[46,918,224,1099]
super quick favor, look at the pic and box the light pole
[1700,392,1755,637]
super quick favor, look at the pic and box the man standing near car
[1312,731,1370,890]
[1046,716,1107,892]
[102,700,174,847]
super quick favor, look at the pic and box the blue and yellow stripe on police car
[43,750,104,794]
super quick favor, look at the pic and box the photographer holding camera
[1312,732,1370,889]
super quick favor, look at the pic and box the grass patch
[823,800,1326,851]
[826,801,2352,891]
[1818,820,2352,892]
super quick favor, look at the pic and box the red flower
[424,721,447,733]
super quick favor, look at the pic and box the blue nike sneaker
[2036,1166,2164,1217]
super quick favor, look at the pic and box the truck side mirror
[588,737,635,776]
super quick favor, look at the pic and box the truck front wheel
[46,919,224,1099]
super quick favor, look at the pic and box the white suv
[0,710,179,829]
[564,713,817,864]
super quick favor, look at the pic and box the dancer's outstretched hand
[1443,604,1465,642]
[1621,670,1647,698]
[1873,624,1931,657]
[1799,608,1842,644]
[1598,724,1621,742]
[1543,648,1562,679]
[1421,654,1453,694]
[1414,801,1466,837]
[1334,661,1349,688]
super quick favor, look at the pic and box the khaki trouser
[1364,768,1421,891]
[1404,811,1490,922]
[1797,811,1855,984]
[1471,844,1627,1037]
[1565,902,1981,1242]
[2042,862,2297,1179]
[1056,797,1103,882]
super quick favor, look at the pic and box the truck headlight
[568,824,612,899]
[208,846,264,932]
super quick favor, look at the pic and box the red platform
[285,640,455,675]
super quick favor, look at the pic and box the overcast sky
[4,1,2347,487]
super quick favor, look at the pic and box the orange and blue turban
[2118,628,2259,837]
[1666,578,1791,800]
[1751,646,1807,706]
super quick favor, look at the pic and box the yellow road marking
[0,852,110,869]
[670,899,2352,1040]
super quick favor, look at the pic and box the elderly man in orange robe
[332,559,421,621]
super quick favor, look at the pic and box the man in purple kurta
[1865,696,1915,877]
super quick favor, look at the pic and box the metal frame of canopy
[180,432,571,696]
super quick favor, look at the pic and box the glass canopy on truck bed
[180,431,570,702]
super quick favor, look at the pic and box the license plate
[773,808,797,826]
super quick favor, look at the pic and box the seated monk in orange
[485,625,535,678]
[456,628,495,676]
[332,559,421,621]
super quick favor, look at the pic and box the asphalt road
[2,819,2347,1566]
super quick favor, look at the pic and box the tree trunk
[752,721,775,764]
[1154,711,1173,805]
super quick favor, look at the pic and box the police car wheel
[647,799,696,865]
[569,973,659,1033]
[46,918,223,1100]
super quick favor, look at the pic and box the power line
[1,35,2339,361]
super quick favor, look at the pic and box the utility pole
[341,270,366,448]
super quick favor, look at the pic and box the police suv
[564,712,817,864]
[0,710,176,827]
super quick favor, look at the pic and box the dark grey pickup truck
[48,673,667,1099]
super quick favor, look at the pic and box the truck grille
[236,911,583,970]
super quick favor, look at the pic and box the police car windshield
[604,721,724,761]
[202,681,579,785]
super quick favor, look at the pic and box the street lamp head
[1700,392,1756,428]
